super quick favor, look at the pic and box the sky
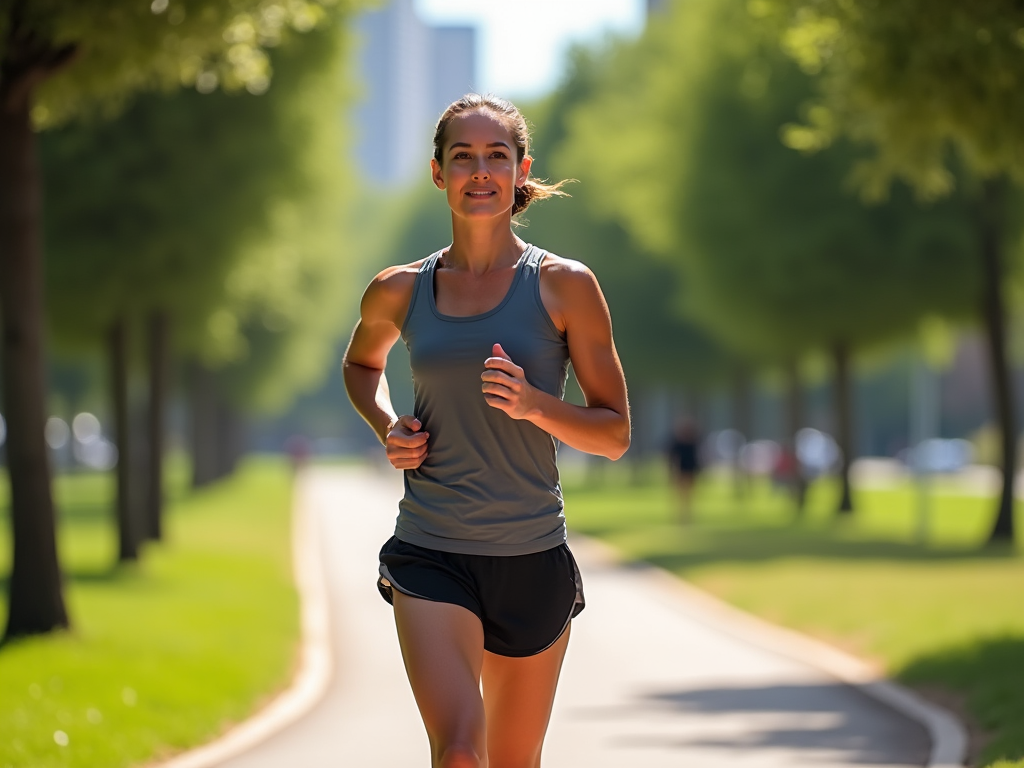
[414,0,647,99]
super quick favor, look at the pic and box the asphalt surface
[218,467,930,768]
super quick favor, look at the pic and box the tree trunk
[784,359,806,513]
[189,361,220,488]
[109,318,139,561]
[145,311,169,541]
[732,368,752,497]
[0,69,69,638]
[978,179,1016,544]
[833,341,854,514]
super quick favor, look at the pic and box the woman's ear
[516,155,534,188]
[430,157,445,190]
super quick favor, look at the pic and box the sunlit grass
[0,457,298,768]
[564,464,1024,768]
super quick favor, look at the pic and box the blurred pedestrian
[667,418,701,523]
[284,434,312,473]
[773,445,805,509]
[343,94,631,768]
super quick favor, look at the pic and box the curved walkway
[214,466,955,767]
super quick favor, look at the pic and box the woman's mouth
[466,190,496,198]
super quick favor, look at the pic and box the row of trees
[1,1,360,640]
[519,0,1021,540]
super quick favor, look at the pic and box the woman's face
[431,109,532,221]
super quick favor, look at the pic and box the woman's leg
[392,591,488,768]
[480,624,571,768]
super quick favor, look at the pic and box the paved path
[220,467,931,768]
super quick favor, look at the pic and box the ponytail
[513,177,572,216]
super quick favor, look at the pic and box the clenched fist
[481,343,538,420]
[385,414,429,470]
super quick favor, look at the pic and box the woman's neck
[444,214,525,276]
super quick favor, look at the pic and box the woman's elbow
[603,424,631,461]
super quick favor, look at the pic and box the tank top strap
[400,250,443,335]
[509,244,563,340]
[512,243,542,289]
[525,243,546,270]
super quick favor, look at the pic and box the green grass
[0,457,299,768]
[563,466,1024,768]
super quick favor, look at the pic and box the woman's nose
[471,160,489,180]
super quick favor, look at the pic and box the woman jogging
[343,93,630,768]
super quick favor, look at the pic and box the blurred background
[5,0,1010,492]
[3,0,1024,766]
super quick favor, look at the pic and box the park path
[218,466,933,768]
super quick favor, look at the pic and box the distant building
[430,25,476,123]
[646,0,669,16]
[353,0,477,186]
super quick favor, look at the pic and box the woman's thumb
[492,343,511,361]
[399,414,421,432]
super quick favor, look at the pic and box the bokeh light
[72,412,101,444]
[45,417,70,450]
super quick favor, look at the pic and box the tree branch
[1,8,78,113]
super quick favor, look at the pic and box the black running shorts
[377,536,585,658]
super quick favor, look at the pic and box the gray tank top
[395,244,570,556]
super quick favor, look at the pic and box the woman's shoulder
[537,250,601,294]
[535,250,608,332]
[360,256,432,326]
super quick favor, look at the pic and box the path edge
[568,533,968,768]
[148,471,333,768]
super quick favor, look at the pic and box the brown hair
[432,94,570,216]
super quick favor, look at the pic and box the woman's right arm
[343,265,429,469]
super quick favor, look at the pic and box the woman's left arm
[481,260,630,460]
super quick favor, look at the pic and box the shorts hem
[377,564,484,623]
[484,621,570,658]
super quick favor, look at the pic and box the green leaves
[14,0,347,128]
[774,0,1024,196]
[543,0,979,368]
[41,14,355,415]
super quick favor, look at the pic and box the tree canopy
[8,0,345,127]
[42,18,353,414]
[561,0,977,360]
[769,0,1024,197]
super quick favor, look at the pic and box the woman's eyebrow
[448,141,512,152]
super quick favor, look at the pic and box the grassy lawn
[0,457,299,768]
[563,465,1024,768]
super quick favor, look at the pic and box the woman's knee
[437,742,484,768]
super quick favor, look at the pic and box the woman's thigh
[481,624,571,768]
[392,592,487,764]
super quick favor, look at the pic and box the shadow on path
[565,681,929,765]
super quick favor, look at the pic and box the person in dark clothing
[667,419,701,523]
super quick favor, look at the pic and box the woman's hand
[481,343,538,420]
[386,415,429,469]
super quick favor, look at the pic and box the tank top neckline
[427,244,537,324]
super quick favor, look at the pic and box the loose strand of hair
[513,177,575,216]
